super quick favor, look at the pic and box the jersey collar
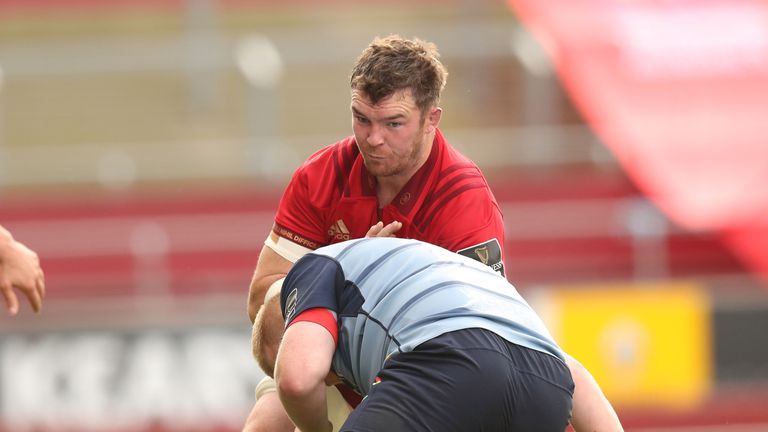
[357,129,444,216]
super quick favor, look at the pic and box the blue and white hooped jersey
[280,237,565,396]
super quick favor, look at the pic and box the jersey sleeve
[289,308,339,344]
[273,140,358,251]
[281,253,345,325]
[431,187,506,276]
[273,164,329,251]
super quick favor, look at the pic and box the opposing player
[244,35,506,432]
[254,237,623,431]
[0,224,45,316]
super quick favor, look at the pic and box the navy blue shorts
[340,328,574,432]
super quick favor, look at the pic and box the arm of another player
[0,225,45,316]
[247,243,290,323]
[248,232,309,323]
[276,321,336,432]
[249,201,400,321]
[566,354,624,432]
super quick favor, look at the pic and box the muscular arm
[566,354,624,432]
[247,233,294,323]
[275,321,336,432]
[247,222,401,323]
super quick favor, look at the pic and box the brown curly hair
[350,35,448,117]
[251,294,284,378]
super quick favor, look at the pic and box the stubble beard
[364,126,428,179]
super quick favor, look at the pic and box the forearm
[247,237,294,322]
[279,380,332,432]
[248,273,286,322]
[566,354,623,432]
[276,322,337,432]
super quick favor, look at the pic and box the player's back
[313,238,564,395]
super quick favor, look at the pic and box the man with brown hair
[243,34,507,432]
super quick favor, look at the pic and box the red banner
[507,0,768,280]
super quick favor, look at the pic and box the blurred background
[1,0,767,431]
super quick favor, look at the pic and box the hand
[0,232,45,316]
[365,221,402,238]
[324,371,342,386]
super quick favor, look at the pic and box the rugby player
[253,238,623,432]
[244,35,506,432]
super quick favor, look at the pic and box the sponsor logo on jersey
[475,246,490,265]
[399,192,411,205]
[274,224,320,249]
[285,287,299,322]
[457,239,505,277]
[328,219,351,241]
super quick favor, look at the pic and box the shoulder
[418,187,502,240]
[433,133,492,195]
[283,136,359,203]
[296,136,359,177]
[414,155,498,229]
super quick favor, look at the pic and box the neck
[376,176,409,208]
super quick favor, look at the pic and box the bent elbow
[275,369,319,401]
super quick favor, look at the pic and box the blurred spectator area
[1,0,767,430]
[0,0,749,285]
[0,0,560,185]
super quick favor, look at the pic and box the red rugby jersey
[272,129,505,276]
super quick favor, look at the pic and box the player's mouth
[364,153,387,161]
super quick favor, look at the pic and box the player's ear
[252,294,285,378]
[425,106,442,133]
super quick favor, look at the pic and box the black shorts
[340,328,574,432]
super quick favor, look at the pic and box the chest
[324,196,425,244]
